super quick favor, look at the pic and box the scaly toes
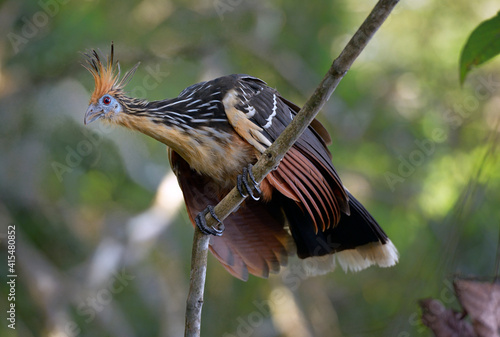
[236,164,261,201]
[195,205,224,236]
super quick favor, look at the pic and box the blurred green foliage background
[0,0,499,336]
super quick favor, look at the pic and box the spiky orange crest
[82,43,139,104]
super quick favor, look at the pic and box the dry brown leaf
[454,280,500,337]
[419,298,475,337]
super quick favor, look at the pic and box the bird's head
[82,43,140,125]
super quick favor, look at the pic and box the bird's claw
[195,205,225,236]
[237,164,261,201]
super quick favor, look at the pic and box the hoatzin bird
[82,44,398,281]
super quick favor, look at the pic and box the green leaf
[459,11,500,85]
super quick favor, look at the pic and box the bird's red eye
[103,96,111,105]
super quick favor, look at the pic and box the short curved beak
[84,104,103,125]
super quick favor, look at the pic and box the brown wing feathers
[275,155,329,233]
[285,148,338,230]
[210,203,291,278]
[230,76,349,233]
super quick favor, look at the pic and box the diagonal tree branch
[184,0,400,336]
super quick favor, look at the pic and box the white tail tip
[301,240,399,276]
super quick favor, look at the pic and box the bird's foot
[237,164,261,201]
[195,205,225,236]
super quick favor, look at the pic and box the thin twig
[184,229,210,337]
[495,224,500,282]
[184,0,400,335]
